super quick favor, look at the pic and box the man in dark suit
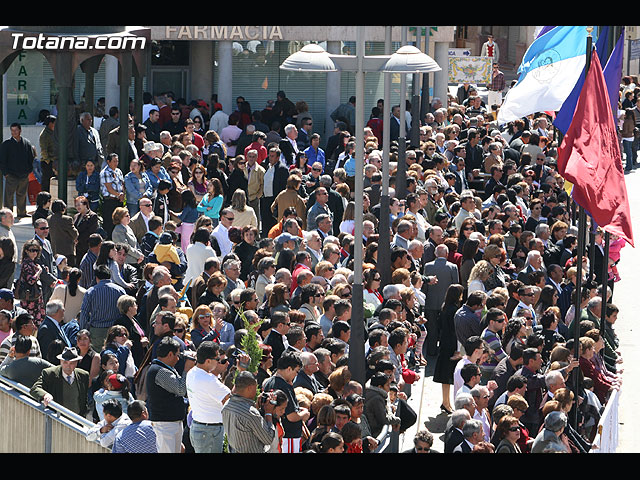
[37,299,72,357]
[293,351,323,395]
[324,121,348,167]
[30,346,90,417]
[363,172,382,207]
[423,244,460,356]
[260,147,290,237]
[278,124,299,166]
[444,409,470,453]
[306,175,344,236]
[452,418,484,453]
[389,105,408,143]
[264,311,290,367]
[47,199,79,267]
[461,128,484,172]
[451,152,470,195]
[33,218,58,303]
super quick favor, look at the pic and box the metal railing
[0,375,109,453]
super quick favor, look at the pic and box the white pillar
[324,41,341,144]
[217,41,233,114]
[104,55,120,113]
[191,41,213,103]
[433,42,449,109]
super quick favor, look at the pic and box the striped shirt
[0,334,42,364]
[78,279,127,330]
[79,250,97,289]
[112,420,158,453]
[221,394,275,453]
[480,327,507,377]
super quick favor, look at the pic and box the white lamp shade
[279,44,338,72]
[382,45,441,73]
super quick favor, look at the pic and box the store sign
[6,52,44,124]
[164,26,284,41]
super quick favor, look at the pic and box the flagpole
[571,26,593,431]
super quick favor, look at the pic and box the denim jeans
[189,421,224,453]
[623,139,634,169]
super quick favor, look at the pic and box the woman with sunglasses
[102,325,136,378]
[456,217,476,254]
[188,164,209,203]
[290,151,311,175]
[189,304,220,348]
[173,314,195,351]
[362,268,383,310]
[494,415,522,453]
[17,240,45,326]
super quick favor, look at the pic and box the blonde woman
[467,260,493,294]
[230,188,258,229]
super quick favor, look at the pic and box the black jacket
[0,136,35,177]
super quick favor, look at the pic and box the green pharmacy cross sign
[409,27,438,37]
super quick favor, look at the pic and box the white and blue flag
[497,26,595,124]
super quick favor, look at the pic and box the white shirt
[142,103,155,123]
[263,163,276,197]
[220,125,242,157]
[212,223,233,259]
[211,110,229,135]
[186,366,231,424]
[184,242,218,286]
[453,357,472,398]
[473,408,491,442]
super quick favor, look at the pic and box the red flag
[557,50,634,247]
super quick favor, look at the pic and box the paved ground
[611,168,640,452]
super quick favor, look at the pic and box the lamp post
[280,26,441,385]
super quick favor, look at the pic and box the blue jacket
[76,170,101,203]
[124,171,153,206]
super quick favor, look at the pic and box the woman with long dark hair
[17,239,44,326]
[95,241,133,291]
[176,189,199,253]
[197,177,225,227]
[432,283,465,414]
[226,155,249,205]
[459,238,479,292]
[50,267,85,324]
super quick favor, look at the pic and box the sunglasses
[174,328,184,333]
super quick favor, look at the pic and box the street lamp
[280,26,441,385]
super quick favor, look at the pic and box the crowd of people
[0,74,628,454]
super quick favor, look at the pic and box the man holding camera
[222,371,278,453]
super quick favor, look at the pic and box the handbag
[13,277,40,302]
[133,344,153,402]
